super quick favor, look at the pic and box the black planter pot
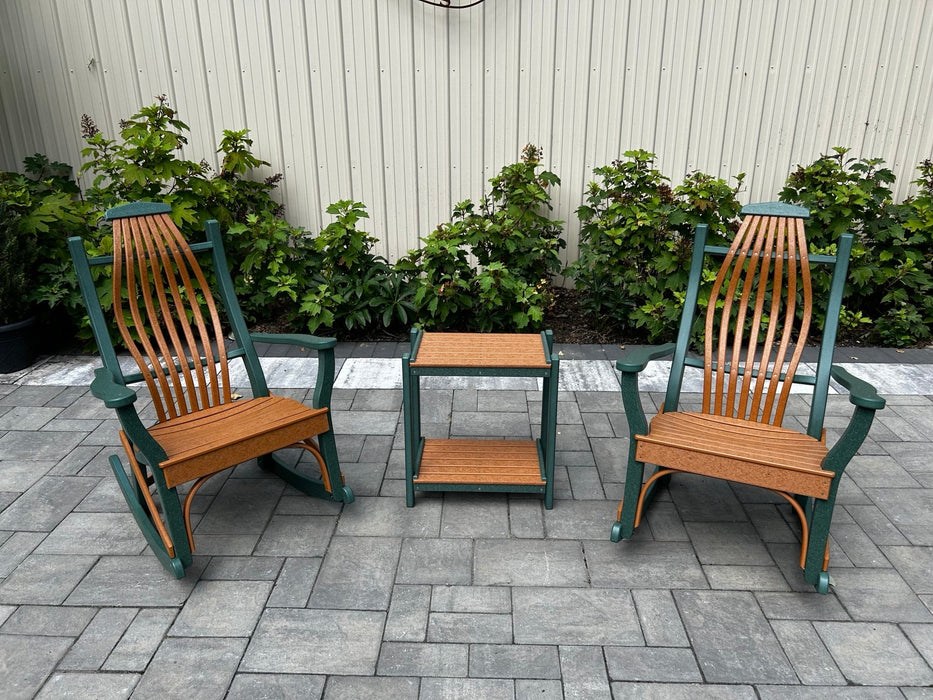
[0,315,37,373]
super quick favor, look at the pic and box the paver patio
[1,341,932,698]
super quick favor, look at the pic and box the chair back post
[664,223,709,412]
[807,231,855,438]
[204,219,270,398]
[67,236,126,383]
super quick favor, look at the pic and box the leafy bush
[0,156,92,326]
[780,148,933,346]
[299,201,416,333]
[569,150,743,342]
[400,145,564,331]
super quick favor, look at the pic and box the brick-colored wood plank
[415,438,545,485]
[411,333,549,369]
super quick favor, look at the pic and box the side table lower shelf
[413,439,546,490]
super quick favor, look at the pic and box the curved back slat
[112,212,231,422]
[702,213,812,425]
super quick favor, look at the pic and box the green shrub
[569,150,743,342]
[401,145,563,331]
[299,201,416,333]
[780,148,933,346]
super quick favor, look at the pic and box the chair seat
[144,396,331,488]
[635,412,833,499]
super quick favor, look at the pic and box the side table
[401,328,559,508]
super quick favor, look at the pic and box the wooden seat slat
[416,438,545,485]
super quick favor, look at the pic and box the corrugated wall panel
[2,0,932,262]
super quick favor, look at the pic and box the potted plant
[0,157,88,372]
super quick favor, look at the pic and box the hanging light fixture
[416,0,487,8]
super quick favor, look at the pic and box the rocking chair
[68,202,353,577]
[610,202,885,593]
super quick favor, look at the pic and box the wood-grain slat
[415,438,544,485]
[411,333,549,368]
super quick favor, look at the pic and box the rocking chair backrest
[68,202,272,425]
[109,205,232,422]
[664,202,854,439]
[703,210,811,426]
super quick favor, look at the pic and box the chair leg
[611,447,648,541]
[260,429,354,504]
[803,497,836,594]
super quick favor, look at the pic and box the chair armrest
[249,332,338,410]
[90,368,138,408]
[830,365,886,410]
[616,343,676,373]
[249,332,337,351]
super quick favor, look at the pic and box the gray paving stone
[170,579,272,637]
[704,564,791,591]
[450,410,532,438]
[242,608,385,675]
[513,587,643,645]
[865,488,933,546]
[266,556,321,608]
[376,641,469,677]
[440,495,510,537]
[757,688,919,699]
[508,497,545,538]
[201,556,283,580]
[431,585,511,613]
[0,476,98,531]
[332,409,399,435]
[631,589,689,647]
[309,536,401,610]
[336,496,441,537]
[419,678,514,699]
[0,531,46,578]
[478,390,530,412]
[641,501,690,541]
[669,473,748,521]
[253,515,337,557]
[0,634,72,700]
[844,503,911,546]
[58,606,138,670]
[385,584,431,642]
[830,568,933,622]
[610,683,757,699]
[226,673,325,699]
[474,539,587,586]
[36,671,139,699]
[902,623,933,669]
[0,554,97,604]
[132,636,246,700]
[515,679,564,700]
[772,619,846,685]
[469,643,560,679]
[397,538,472,585]
[427,611,512,643]
[815,621,933,685]
[65,555,203,607]
[560,645,611,700]
[686,521,777,566]
[586,540,708,589]
[605,646,703,682]
[676,589,797,684]
[0,459,52,491]
[541,500,613,539]
[103,608,177,671]
[1,604,95,637]
[324,675,418,699]
[35,512,146,555]
[195,477,285,535]
[755,591,850,621]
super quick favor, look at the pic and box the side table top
[410,332,551,369]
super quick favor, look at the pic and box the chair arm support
[616,343,676,374]
[249,332,337,410]
[90,368,137,408]
[249,332,338,351]
[830,365,887,410]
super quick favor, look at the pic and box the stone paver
[1,347,932,695]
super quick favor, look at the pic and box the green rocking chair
[68,202,353,577]
[610,202,885,593]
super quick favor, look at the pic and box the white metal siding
[1,0,931,262]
